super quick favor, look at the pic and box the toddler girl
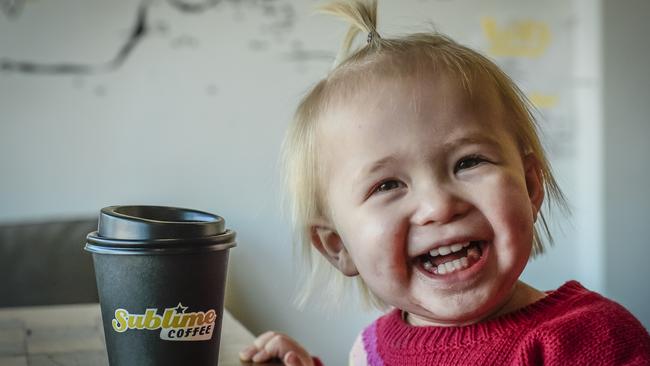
[239,0,650,364]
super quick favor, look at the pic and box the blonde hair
[282,0,569,310]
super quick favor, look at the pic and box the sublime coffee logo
[112,303,216,341]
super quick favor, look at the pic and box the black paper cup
[85,205,236,366]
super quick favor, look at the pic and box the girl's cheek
[354,215,404,253]
[356,220,391,249]
[492,181,536,241]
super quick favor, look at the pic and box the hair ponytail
[319,0,380,65]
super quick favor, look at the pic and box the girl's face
[313,73,544,326]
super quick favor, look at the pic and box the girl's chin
[404,293,507,327]
[405,282,526,327]
[406,309,493,327]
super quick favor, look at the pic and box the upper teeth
[429,242,470,257]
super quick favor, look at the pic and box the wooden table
[0,304,273,366]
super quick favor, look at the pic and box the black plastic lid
[85,205,236,255]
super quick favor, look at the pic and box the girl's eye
[373,179,404,194]
[454,155,486,173]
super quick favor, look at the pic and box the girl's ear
[523,154,545,221]
[310,221,359,276]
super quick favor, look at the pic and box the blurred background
[1,0,648,364]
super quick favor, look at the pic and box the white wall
[1,1,646,364]
[603,0,650,328]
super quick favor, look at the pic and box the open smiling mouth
[417,241,487,275]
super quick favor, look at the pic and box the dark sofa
[0,218,99,307]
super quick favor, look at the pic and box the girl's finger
[238,345,257,361]
[283,351,301,366]
[254,331,279,349]
[252,349,272,363]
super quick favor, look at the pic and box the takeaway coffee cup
[85,205,236,366]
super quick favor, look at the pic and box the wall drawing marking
[0,0,25,19]
[0,0,323,76]
[481,17,551,58]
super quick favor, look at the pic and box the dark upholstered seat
[0,218,99,307]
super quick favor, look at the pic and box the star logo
[173,303,188,313]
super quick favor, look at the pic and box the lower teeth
[424,241,483,274]
[433,259,467,274]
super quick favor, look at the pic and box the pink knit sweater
[360,281,650,365]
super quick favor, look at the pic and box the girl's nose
[410,185,471,226]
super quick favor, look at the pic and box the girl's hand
[239,331,315,366]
